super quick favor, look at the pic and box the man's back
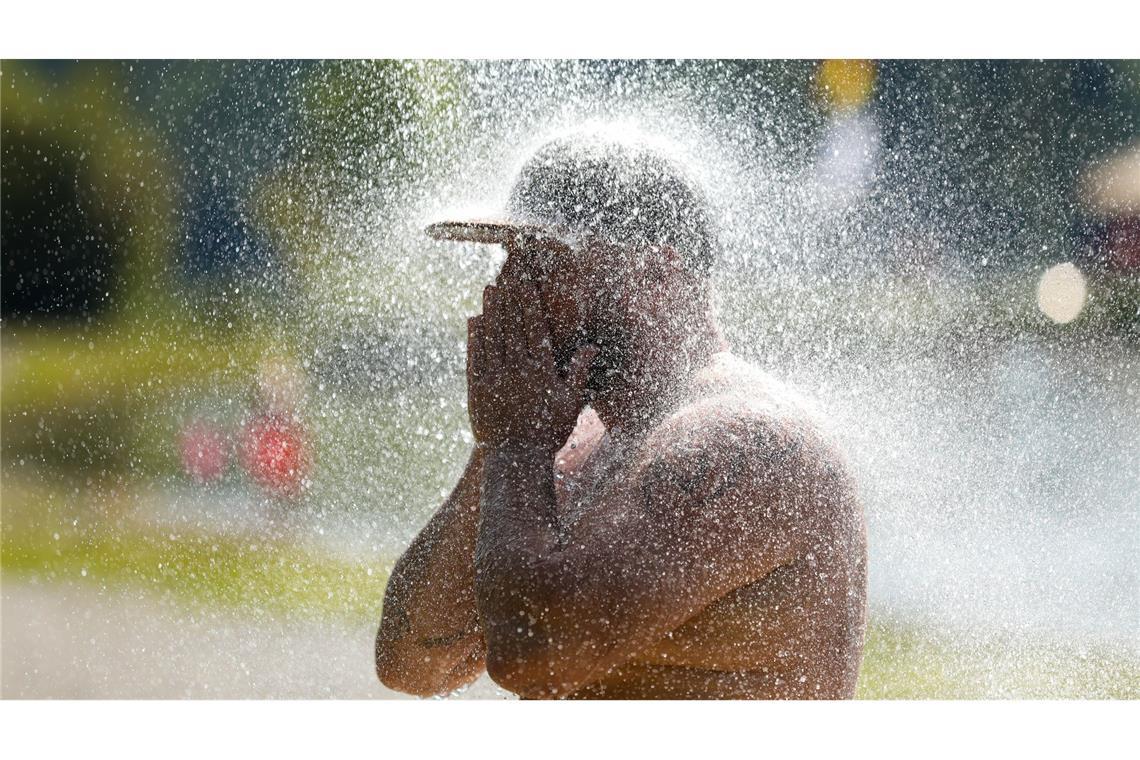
[550,353,867,698]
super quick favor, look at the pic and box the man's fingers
[483,286,505,369]
[467,314,482,347]
[500,283,529,369]
[480,284,499,368]
[496,251,528,288]
[482,285,497,323]
[519,282,549,364]
[467,315,484,382]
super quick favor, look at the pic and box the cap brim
[426,219,568,246]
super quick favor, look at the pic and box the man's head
[502,132,716,276]
[430,130,719,395]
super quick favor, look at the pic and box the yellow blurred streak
[817,59,877,111]
[0,324,284,476]
[1,325,272,409]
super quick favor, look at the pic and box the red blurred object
[179,420,228,482]
[238,412,309,498]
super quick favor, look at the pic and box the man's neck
[590,310,728,439]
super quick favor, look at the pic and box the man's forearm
[473,444,567,694]
[376,448,486,694]
[475,444,560,574]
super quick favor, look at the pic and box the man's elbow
[377,668,448,698]
[483,627,589,699]
[375,628,468,698]
[375,635,431,696]
[485,646,563,699]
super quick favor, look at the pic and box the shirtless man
[375,133,867,699]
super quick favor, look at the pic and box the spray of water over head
[428,127,719,277]
[429,126,724,403]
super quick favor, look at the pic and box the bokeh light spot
[1036,262,1087,324]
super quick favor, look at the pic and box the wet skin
[375,240,867,699]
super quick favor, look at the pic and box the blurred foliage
[244,59,466,241]
[872,60,1140,263]
[1,475,389,621]
[1,61,179,324]
[1,323,274,477]
[1,61,310,479]
[297,60,466,182]
[855,621,1139,699]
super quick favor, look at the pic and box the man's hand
[467,274,597,456]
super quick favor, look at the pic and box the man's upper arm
[498,406,819,696]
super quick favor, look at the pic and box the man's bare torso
[549,352,867,699]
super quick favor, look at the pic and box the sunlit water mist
[5,60,1136,698]
[279,62,1137,658]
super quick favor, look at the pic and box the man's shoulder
[657,354,831,450]
[641,356,848,495]
[630,355,860,550]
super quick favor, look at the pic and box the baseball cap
[426,131,717,275]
